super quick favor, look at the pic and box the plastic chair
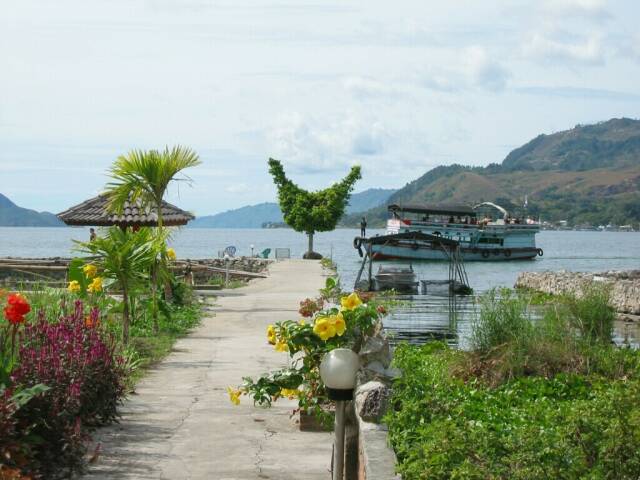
[260,248,271,258]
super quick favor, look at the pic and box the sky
[1,0,640,217]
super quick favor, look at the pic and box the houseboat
[364,203,542,261]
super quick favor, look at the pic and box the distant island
[0,193,64,227]
[342,117,640,229]
[189,188,396,228]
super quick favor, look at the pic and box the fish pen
[353,231,472,295]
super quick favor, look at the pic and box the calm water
[1,227,639,346]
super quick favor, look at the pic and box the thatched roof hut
[57,194,194,227]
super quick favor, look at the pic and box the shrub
[10,301,127,476]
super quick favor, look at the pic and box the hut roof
[57,194,195,227]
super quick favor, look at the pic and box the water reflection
[383,292,476,350]
[383,291,639,350]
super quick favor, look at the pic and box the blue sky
[1,0,639,216]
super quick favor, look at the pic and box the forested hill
[342,118,640,227]
[0,194,64,227]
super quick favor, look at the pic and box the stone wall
[344,327,401,480]
[0,256,272,287]
[515,270,640,316]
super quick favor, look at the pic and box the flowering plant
[1,293,32,387]
[10,301,128,475]
[230,279,387,425]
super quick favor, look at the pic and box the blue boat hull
[371,244,540,261]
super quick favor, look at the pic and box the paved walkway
[84,260,332,480]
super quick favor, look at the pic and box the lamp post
[224,253,230,288]
[250,244,255,257]
[320,348,360,480]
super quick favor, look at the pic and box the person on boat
[360,217,367,237]
[89,228,97,242]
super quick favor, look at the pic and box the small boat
[374,265,418,292]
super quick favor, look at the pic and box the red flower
[376,305,387,315]
[3,293,30,325]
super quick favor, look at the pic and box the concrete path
[84,260,332,480]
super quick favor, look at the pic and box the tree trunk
[122,285,130,345]
[151,261,159,334]
[308,232,314,255]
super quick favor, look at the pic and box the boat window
[478,237,504,245]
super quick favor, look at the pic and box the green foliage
[67,258,90,296]
[75,226,159,343]
[268,158,361,252]
[387,287,640,479]
[386,343,640,480]
[106,145,201,227]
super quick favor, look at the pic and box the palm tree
[106,146,201,228]
[76,227,158,344]
[105,146,201,333]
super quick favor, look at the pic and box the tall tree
[106,146,201,332]
[268,158,361,258]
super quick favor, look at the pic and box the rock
[515,270,640,316]
[355,381,392,424]
[359,336,392,368]
[303,251,323,260]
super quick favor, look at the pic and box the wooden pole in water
[367,243,373,291]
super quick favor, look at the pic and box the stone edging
[357,416,401,480]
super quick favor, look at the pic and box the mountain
[191,188,397,228]
[346,188,396,215]
[190,202,283,228]
[0,194,65,227]
[343,118,640,227]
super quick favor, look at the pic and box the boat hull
[371,244,539,261]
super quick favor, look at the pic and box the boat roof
[388,204,477,217]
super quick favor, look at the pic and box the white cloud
[523,30,605,65]
[342,76,397,100]
[418,46,509,93]
[542,0,611,22]
[266,111,390,172]
[464,46,510,92]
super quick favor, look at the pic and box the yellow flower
[280,388,299,399]
[330,312,346,336]
[299,319,306,326]
[67,280,81,293]
[313,317,337,341]
[227,386,241,406]
[87,277,103,293]
[82,264,98,279]
[275,340,289,352]
[267,324,276,345]
[166,248,177,260]
[341,292,362,311]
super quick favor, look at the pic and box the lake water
[1,227,639,346]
